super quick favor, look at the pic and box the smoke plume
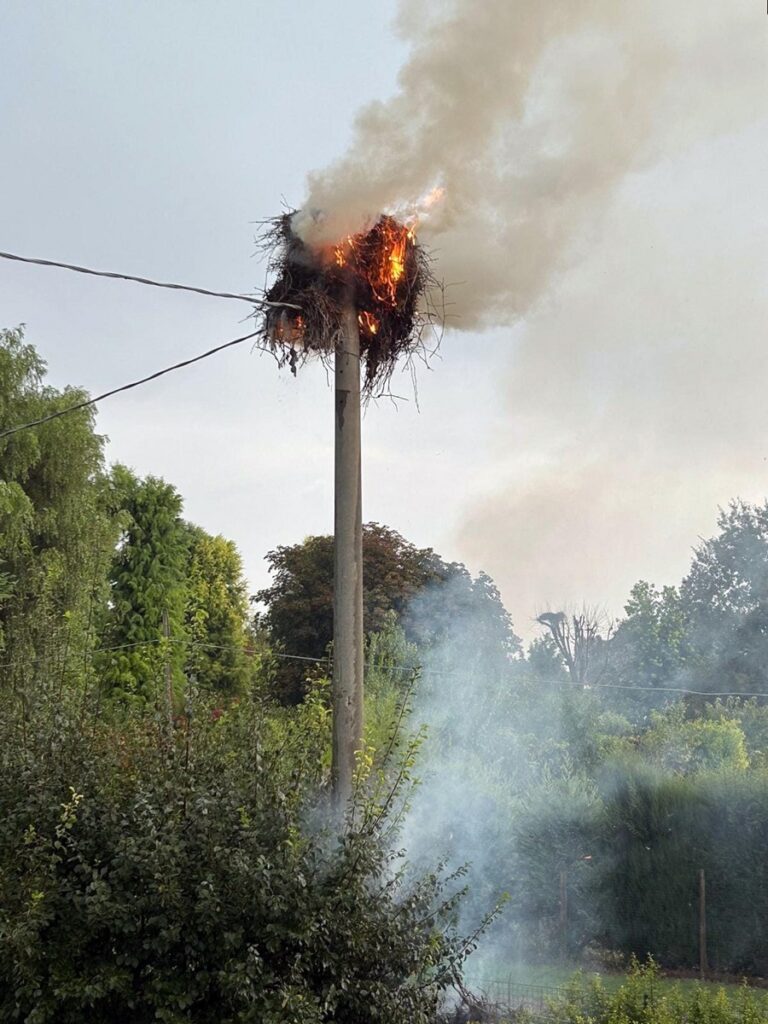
[296,0,764,330]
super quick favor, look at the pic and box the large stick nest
[256,212,440,395]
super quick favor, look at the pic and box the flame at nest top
[330,217,417,314]
[258,210,437,393]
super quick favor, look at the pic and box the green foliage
[513,772,603,959]
[594,764,768,973]
[494,684,768,971]
[705,698,768,769]
[256,523,520,703]
[610,582,691,706]
[527,636,570,686]
[546,958,768,1023]
[0,687,479,1023]
[0,327,117,687]
[10,325,768,989]
[639,705,749,774]
[363,612,421,761]
[681,500,768,694]
[184,526,253,696]
[97,467,189,705]
[255,523,434,702]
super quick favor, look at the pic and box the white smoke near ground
[296,0,765,331]
[392,576,536,983]
[384,582,600,982]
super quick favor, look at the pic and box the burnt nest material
[256,212,438,394]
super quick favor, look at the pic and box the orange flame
[326,217,416,310]
[358,311,379,335]
[374,219,415,304]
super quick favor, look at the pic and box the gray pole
[332,303,364,811]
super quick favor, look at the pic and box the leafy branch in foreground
[0,680,487,1023]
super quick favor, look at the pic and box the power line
[581,680,768,699]
[4,636,768,700]
[0,638,328,674]
[0,249,299,309]
[0,328,261,440]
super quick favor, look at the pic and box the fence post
[699,868,708,976]
[560,870,568,960]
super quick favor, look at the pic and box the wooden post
[699,868,708,976]
[559,870,568,961]
[331,304,364,812]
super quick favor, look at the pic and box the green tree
[526,635,570,687]
[184,526,252,695]
[257,524,440,671]
[606,581,691,713]
[257,523,519,702]
[0,327,116,688]
[618,582,689,680]
[97,467,189,705]
[681,500,768,694]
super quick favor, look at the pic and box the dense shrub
[505,757,768,973]
[599,766,768,973]
[513,773,602,959]
[0,686,475,1023]
[546,958,768,1024]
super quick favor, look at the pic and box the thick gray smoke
[296,0,764,330]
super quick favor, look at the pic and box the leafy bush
[640,706,749,774]
[0,685,477,1023]
[546,958,768,1024]
[598,766,768,973]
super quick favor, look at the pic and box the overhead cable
[0,329,260,439]
[0,248,299,309]
[5,636,768,701]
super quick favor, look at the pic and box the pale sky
[1,1,766,640]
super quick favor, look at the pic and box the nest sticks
[256,212,438,394]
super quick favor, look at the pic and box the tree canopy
[0,327,117,688]
[256,522,519,702]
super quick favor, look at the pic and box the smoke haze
[297,0,764,329]
[457,123,768,636]
[296,0,767,635]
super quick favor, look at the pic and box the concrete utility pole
[331,304,364,811]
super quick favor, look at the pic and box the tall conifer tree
[98,468,189,705]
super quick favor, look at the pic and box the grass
[467,958,768,999]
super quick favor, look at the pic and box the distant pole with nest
[332,303,364,811]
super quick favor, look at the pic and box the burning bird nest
[256,212,439,394]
